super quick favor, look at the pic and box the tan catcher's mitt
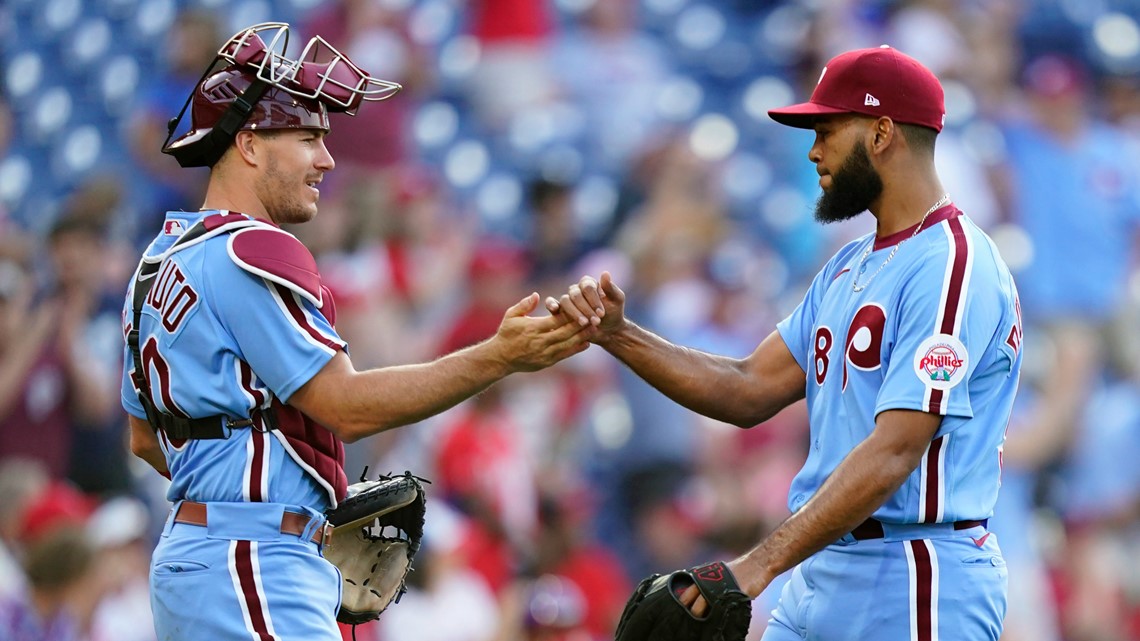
[323,471,427,625]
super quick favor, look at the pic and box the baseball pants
[762,522,1007,641]
[150,501,342,641]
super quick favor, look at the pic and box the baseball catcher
[615,561,752,641]
[323,470,428,625]
[122,16,587,641]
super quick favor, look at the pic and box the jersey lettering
[844,304,887,391]
[813,326,833,385]
[145,261,199,334]
[1005,296,1022,357]
[814,305,887,390]
[161,286,198,332]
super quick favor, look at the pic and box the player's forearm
[319,340,513,442]
[731,429,921,596]
[601,320,771,426]
[128,416,170,476]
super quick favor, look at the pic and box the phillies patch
[913,334,968,390]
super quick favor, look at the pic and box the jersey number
[131,335,188,447]
[813,304,887,390]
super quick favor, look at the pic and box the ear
[232,131,261,167]
[868,117,897,155]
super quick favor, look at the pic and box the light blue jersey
[763,206,1021,641]
[777,206,1023,524]
[120,210,345,510]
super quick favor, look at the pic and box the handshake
[485,271,629,374]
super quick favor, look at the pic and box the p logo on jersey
[913,334,968,390]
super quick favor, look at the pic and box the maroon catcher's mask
[163,22,402,168]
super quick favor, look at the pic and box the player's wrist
[474,334,520,378]
[728,555,775,599]
[594,315,631,346]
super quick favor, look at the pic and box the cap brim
[767,102,853,129]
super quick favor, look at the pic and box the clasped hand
[544,271,626,342]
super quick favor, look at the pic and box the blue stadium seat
[4,52,45,107]
[673,4,727,55]
[225,1,275,36]
[0,154,34,213]
[53,124,104,181]
[720,151,774,205]
[572,173,621,240]
[67,18,114,71]
[475,172,524,227]
[130,0,177,44]
[99,56,142,115]
[407,0,460,47]
[412,100,462,154]
[655,75,704,123]
[37,0,84,40]
[442,139,492,191]
[30,86,74,141]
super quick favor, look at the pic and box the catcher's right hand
[615,561,752,641]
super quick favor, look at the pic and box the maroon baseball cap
[769,46,945,132]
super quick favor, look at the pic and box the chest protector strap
[128,219,278,440]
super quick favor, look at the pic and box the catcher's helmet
[162,22,401,168]
[164,68,330,167]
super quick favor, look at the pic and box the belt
[173,501,333,547]
[850,518,987,541]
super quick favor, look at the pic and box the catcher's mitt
[323,471,427,625]
[615,561,752,641]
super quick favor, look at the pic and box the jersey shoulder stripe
[923,215,974,415]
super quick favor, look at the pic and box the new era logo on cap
[767,46,946,132]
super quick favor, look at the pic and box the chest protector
[128,213,347,504]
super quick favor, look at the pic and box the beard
[813,141,883,224]
[257,154,316,225]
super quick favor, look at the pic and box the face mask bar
[218,22,402,114]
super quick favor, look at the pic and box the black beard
[813,142,883,224]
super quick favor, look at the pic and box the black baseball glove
[323,471,427,625]
[615,561,752,641]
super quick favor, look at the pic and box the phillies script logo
[920,344,963,382]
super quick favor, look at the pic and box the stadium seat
[4,52,45,104]
[30,87,74,140]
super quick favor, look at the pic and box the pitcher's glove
[615,561,752,641]
[323,471,427,625]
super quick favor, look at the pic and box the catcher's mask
[162,22,402,168]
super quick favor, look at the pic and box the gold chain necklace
[851,194,951,293]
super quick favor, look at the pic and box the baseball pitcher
[550,46,1022,641]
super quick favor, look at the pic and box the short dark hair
[899,123,938,155]
[47,214,105,244]
[527,178,572,211]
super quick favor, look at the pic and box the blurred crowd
[3,0,1140,640]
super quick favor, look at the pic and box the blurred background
[2,0,1140,639]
